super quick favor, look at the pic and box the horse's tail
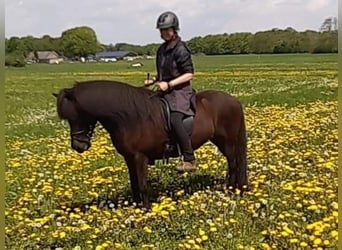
[236,104,248,191]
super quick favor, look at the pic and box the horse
[53,80,248,207]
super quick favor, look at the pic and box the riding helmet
[156,11,179,30]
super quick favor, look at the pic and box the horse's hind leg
[211,138,237,190]
[211,136,247,192]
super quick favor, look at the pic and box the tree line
[5,23,338,67]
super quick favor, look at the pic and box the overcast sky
[5,0,338,45]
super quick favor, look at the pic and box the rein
[145,72,165,98]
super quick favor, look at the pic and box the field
[5,54,338,249]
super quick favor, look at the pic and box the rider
[145,11,197,173]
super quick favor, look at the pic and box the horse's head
[53,88,96,153]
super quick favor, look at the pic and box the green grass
[5,54,338,249]
[5,54,337,138]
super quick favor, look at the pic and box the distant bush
[5,53,26,67]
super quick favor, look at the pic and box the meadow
[5,54,338,249]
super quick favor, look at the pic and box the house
[26,52,37,63]
[26,51,64,64]
[95,51,137,62]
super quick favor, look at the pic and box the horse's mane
[56,86,78,120]
[57,80,163,129]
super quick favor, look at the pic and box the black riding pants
[170,112,195,162]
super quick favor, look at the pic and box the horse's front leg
[125,153,150,208]
[125,157,141,204]
[135,153,150,208]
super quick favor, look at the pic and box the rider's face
[160,28,175,41]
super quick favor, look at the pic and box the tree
[61,26,101,58]
[107,43,116,51]
[313,31,338,53]
[6,36,27,55]
[5,52,26,67]
[250,31,274,54]
[5,25,338,57]
[320,17,338,32]
[229,33,252,54]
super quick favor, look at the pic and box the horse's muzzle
[72,139,91,153]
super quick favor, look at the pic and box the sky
[5,0,338,45]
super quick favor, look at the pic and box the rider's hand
[144,79,155,86]
[144,76,157,86]
[158,81,169,91]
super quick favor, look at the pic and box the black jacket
[156,36,194,82]
[156,37,195,116]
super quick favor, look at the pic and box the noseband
[71,124,95,142]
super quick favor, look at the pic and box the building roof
[25,51,61,60]
[26,52,36,60]
[36,51,60,60]
[95,51,135,58]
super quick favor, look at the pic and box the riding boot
[170,112,197,173]
[175,139,197,173]
[175,159,197,173]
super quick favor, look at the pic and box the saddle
[149,90,197,165]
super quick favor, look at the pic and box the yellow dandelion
[193,244,201,250]
[80,223,91,231]
[176,190,185,196]
[307,205,318,210]
[201,235,208,241]
[114,243,123,248]
[332,202,338,210]
[331,230,338,238]
[281,231,289,237]
[160,210,169,218]
[278,214,285,219]
[300,242,308,247]
[59,232,66,239]
[143,226,152,233]
[102,242,110,248]
[201,163,209,169]
[283,226,294,234]
[290,238,298,243]
[323,240,330,246]
[184,243,192,249]
[188,239,195,244]
[261,243,271,249]
[313,238,322,245]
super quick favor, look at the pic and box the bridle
[71,124,95,142]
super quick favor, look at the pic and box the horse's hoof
[143,203,151,209]
[213,184,225,191]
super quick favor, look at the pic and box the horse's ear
[63,88,75,101]
[52,93,58,98]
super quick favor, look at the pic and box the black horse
[54,80,248,207]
